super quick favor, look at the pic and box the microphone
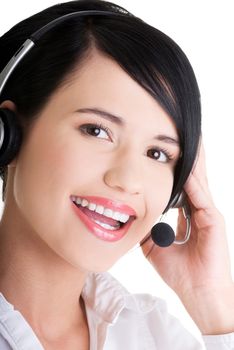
[150,195,191,247]
[151,222,175,247]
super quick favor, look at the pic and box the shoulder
[0,335,12,350]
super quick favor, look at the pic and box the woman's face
[9,50,181,272]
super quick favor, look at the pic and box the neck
[0,203,89,341]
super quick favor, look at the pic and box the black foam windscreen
[151,222,175,247]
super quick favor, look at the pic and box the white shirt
[0,271,233,349]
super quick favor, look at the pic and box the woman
[0,0,233,349]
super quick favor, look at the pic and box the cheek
[147,163,174,205]
[142,167,174,228]
[12,124,75,238]
[12,123,106,244]
[121,166,174,250]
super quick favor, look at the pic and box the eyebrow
[76,107,180,146]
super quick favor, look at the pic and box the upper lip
[71,195,137,217]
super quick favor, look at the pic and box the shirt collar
[81,271,128,324]
[81,271,158,325]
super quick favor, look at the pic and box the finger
[185,169,212,201]
[184,170,214,210]
[191,138,212,193]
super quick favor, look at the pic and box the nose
[103,147,143,195]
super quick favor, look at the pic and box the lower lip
[71,200,135,242]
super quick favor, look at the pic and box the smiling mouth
[71,199,136,242]
[73,201,126,230]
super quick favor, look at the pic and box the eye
[79,123,111,140]
[147,148,173,163]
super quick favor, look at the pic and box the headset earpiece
[0,108,23,167]
[0,11,126,170]
[0,11,128,169]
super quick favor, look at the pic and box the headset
[0,11,123,167]
[0,9,191,247]
[150,191,191,247]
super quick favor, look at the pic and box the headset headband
[0,10,192,247]
[0,10,126,95]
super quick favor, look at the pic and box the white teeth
[95,205,104,215]
[88,202,96,211]
[72,196,131,223]
[77,197,82,205]
[81,199,88,207]
[112,211,120,220]
[112,210,129,223]
[103,208,113,218]
[93,220,120,230]
[119,213,130,223]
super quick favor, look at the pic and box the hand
[141,139,234,334]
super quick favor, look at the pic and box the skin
[0,49,181,348]
[0,48,233,348]
[141,142,234,334]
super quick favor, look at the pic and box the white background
[0,0,234,344]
